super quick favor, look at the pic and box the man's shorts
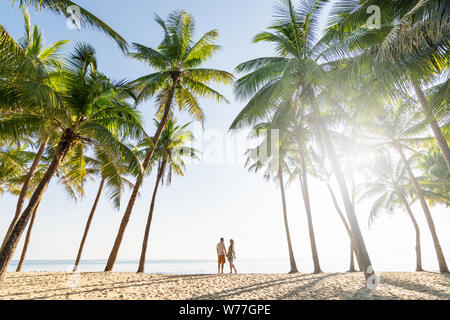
[218,255,225,264]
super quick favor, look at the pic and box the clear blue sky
[0,0,448,272]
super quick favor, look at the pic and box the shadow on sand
[1,272,449,300]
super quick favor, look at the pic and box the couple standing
[216,237,237,274]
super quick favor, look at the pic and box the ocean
[9,259,294,274]
[8,258,423,274]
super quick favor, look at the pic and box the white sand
[0,271,449,300]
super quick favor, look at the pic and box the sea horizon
[8,258,435,274]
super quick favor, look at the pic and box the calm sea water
[9,259,293,274]
[8,258,420,273]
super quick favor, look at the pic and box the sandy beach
[0,272,448,300]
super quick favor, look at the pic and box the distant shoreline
[7,259,436,274]
[7,258,301,275]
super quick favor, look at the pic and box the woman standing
[227,239,237,274]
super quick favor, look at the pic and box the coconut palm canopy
[0,0,448,282]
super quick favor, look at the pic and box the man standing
[217,237,227,274]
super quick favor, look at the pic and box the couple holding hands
[216,237,237,274]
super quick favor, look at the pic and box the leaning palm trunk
[397,146,448,272]
[73,178,105,272]
[15,199,41,272]
[348,182,359,273]
[297,147,321,273]
[349,243,356,272]
[317,117,373,280]
[1,136,49,251]
[399,192,423,272]
[0,135,73,280]
[277,165,298,274]
[326,183,360,272]
[137,160,166,273]
[411,79,450,171]
[105,84,176,272]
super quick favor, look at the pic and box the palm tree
[230,0,373,280]
[362,101,448,272]
[277,156,299,274]
[15,140,122,272]
[308,148,359,272]
[104,10,233,271]
[4,0,128,51]
[284,99,321,273]
[0,143,34,197]
[323,0,449,271]
[245,122,298,273]
[14,199,40,272]
[332,133,374,272]
[326,0,450,170]
[72,144,137,272]
[0,144,46,271]
[398,144,448,272]
[327,183,358,272]
[1,8,69,251]
[14,144,88,272]
[0,43,144,280]
[416,146,450,206]
[293,142,322,273]
[359,152,423,271]
[0,24,24,81]
[137,118,199,273]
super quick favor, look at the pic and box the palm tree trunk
[411,79,450,171]
[104,83,176,272]
[277,164,298,274]
[15,199,41,272]
[297,147,321,273]
[326,183,360,271]
[1,135,49,251]
[137,160,166,273]
[349,243,356,272]
[73,178,105,272]
[348,180,360,273]
[397,146,447,272]
[0,135,73,280]
[317,118,373,280]
[399,192,423,272]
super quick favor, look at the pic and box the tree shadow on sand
[340,273,450,300]
[188,273,336,300]
[276,274,336,299]
[2,272,448,300]
[380,274,450,299]
[0,273,217,299]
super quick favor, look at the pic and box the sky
[0,0,448,273]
